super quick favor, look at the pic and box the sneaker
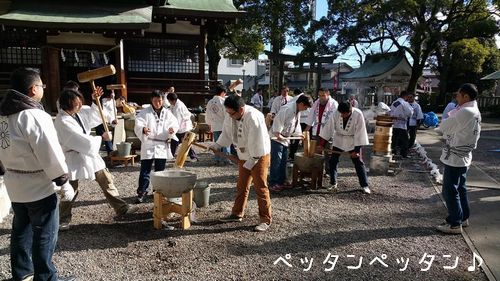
[462,219,469,227]
[269,184,284,193]
[119,205,139,216]
[187,157,199,162]
[436,223,462,234]
[135,194,145,204]
[219,214,243,222]
[326,183,338,193]
[282,182,293,189]
[254,222,271,232]
[362,186,371,194]
[59,222,70,232]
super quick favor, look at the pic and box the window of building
[126,37,200,73]
[229,59,243,66]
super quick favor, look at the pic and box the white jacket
[205,95,226,132]
[170,99,193,133]
[390,97,413,130]
[271,103,302,147]
[270,95,292,114]
[216,105,270,161]
[320,108,369,151]
[54,104,105,181]
[437,100,481,167]
[306,97,338,137]
[135,106,179,160]
[0,109,67,203]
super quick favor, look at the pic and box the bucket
[116,142,132,157]
[193,181,211,208]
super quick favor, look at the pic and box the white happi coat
[134,106,179,160]
[170,99,193,134]
[271,103,302,147]
[437,100,481,167]
[270,95,292,114]
[217,105,270,161]
[409,101,424,126]
[306,97,339,137]
[390,97,413,130]
[205,95,226,132]
[101,97,116,123]
[250,93,264,109]
[54,104,106,181]
[319,108,369,151]
[0,109,67,203]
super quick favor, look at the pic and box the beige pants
[60,168,128,223]
[232,154,272,224]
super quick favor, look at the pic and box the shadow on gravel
[227,226,436,256]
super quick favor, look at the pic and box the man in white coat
[134,90,179,203]
[206,86,230,165]
[435,83,481,234]
[211,95,272,232]
[167,92,198,161]
[54,85,138,230]
[0,68,74,281]
[407,93,424,148]
[390,91,414,158]
[250,89,264,111]
[317,102,371,194]
[270,86,292,115]
[269,95,312,192]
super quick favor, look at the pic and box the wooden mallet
[106,84,126,120]
[77,65,116,133]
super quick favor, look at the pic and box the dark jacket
[0,89,44,116]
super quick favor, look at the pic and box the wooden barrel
[197,113,206,123]
[373,115,393,156]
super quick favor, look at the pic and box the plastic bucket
[116,142,132,157]
[193,182,211,208]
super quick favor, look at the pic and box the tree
[327,0,499,96]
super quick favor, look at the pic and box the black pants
[408,126,417,148]
[170,132,197,159]
[392,128,409,157]
[329,146,368,187]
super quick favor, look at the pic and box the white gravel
[0,147,487,280]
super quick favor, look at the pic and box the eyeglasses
[33,84,46,89]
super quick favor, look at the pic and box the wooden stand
[153,190,193,230]
[292,164,323,190]
[110,155,137,166]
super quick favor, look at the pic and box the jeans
[442,164,469,227]
[392,128,409,157]
[233,154,272,223]
[170,132,197,160]
[288,123,308,160]
[95,124,113,153]
[212,131,230,163]
[329,146,368,187]
[11,193,59,281]
[269,140,288,186]
[137,159,167,195]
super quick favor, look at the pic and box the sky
[259,0,362,67]
[259,0,500,69]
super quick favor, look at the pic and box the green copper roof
[342,51,409,80]
[481,70,500,80]
[165,0,238,12]
[0,1,152,29]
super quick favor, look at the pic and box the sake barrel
[373,115,393,156]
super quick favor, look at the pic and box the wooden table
[110,155,137,167]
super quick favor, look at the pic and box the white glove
[102,131,113,141]
[60,182,75,202]
[243,158,258,171]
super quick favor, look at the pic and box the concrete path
[417,124,500,281]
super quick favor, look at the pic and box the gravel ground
[0,146,488,280]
